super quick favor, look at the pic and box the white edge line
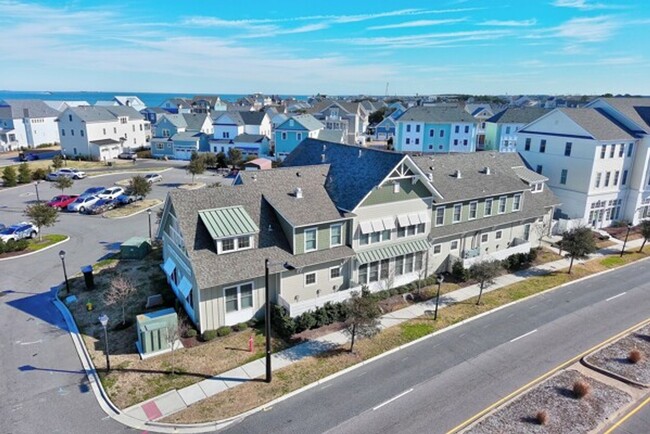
[0,236,69,262]
[372,388,414,411]
[606,292,627,302]
[510,329,537,343]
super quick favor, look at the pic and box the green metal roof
[198,206,259,240]
[356,239,431,265]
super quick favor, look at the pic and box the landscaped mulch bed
[584,324,650,385]
[604,225,643,242]
[465,370,631,434]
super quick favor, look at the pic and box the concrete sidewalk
[124,237,645,422]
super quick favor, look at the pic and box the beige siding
[281,260,351,302]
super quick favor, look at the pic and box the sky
[1,0,649,96]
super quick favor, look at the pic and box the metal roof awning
[163,257,176,276]
[382,216,396,230]
[359,221,373,234]
[408,213,421,225]
[178,276,192,299]
[397,214,411,227]
[199,206,259,240]
[356,239,431,265]
[371,219,384,232]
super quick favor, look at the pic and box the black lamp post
[264,258,295,383]
[147,209,152,240]
[621,224,632,257]
[33,181,40,202]
[98,314,110,372]
[434,274,444,320]
[59,250,70,295]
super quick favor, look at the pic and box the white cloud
[551,0,624,10]
[340,29,513,49]
[479,19,537,27]
[555,16,619,42]
[367,18,466,30]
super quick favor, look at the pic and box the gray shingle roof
[234,133,267,143]
[60,105,145,123]
[512,166,548,183]
[487,107,548,124]
[0,99,61,118]
[557,108,635,141]
[238,111,266,126]
[398,106,477,123]
[594,97,650,134]
[182,113,209,131]
[280,114,324,131]
[171,132,202,141]
[213,111,245,126]
[283,139,404,212]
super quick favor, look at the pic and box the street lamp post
[98,314,110,372]
[434,274,444,320]
[147,209,152,240]
[59,250,70,295]
[621,224,632,257]
[264,259,295,383]
[33,181,40,202]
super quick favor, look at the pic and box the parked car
[83,198,119,215]
[47,168,86,180]
[0,222,38,242]
[0,223,5,231]
[47,195,79,209]
[67,195,100,213]
[144,173,162,183]
[118,151,137,160]
[117,192,144,205]
[18,152,39,161]
[79,187,105,198]
[97,187,125,200]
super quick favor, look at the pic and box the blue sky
[1,0,648,95]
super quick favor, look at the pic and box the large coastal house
[484,108,548,153]
[273,114,324,159]
[0,100,61,151]
[394,106,478,154]
[464,103,494,149]
[308,100,369,145]
[158,139,558,332]
[57,106,150,160]
[150,113,213,160]
[209,111,272,157]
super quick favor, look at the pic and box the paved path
[123,236,643,423]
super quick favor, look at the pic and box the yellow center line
[603,395,650,434]
[446,317,650,434]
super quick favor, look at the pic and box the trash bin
[81,265,94,290]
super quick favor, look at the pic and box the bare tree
[533,218,550,249]
[639,220,650,252]
[104,275,137,326]
[344,288,381,352]
[468,259,502,306]
[164,317,188,375]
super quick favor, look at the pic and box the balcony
[455,237,531,268]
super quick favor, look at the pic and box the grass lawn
[27,234,68,251]
[162,247,650,424]
[18,159,134,172]
[102,199,162,218]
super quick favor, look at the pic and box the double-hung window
[609,145,615,158]
[469,201,478,220]
[380,259,390,279]
[564,142,572,156]
[453,204,462,223]
[619,143,625,157]
[304,228,317,252]
[539,140,546,153]
[484,198,493,216]
[330,224,342,247]
[225,283,253,313]
[358,264,368,284]
[601,145,607,159]
[404,254,414,273]
[524,138,531,151]
[512,194,522,211]
[395,256,404,276]
[435,207,445,226]
[560,169,568,185]
[498,196,507,214]
[305,272,316,286]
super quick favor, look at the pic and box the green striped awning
[356,239,431,265]
[198,206,259,240]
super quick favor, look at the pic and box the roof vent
[358,149,362,158]
[296,171,301,177]
[321,153,326,163]
[455,170,462,179]
[295,187,303,199]
[268,224,273,232]
[427,172,433,182]
[484,166,491,175]
[252,174,257,181]
[322,144,327,152]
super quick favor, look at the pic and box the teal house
[484,108,548,152]
[273,114,324,160]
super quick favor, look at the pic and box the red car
[47,195,79,209]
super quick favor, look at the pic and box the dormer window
[198,206,259,255]
[531,182,544,193]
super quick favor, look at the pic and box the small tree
[2,166,17,187]
[216,152,228,168]
[24,203,58,241]
[561,227,597,274]
[128,175,152,198]
[52,154,64,170]
[227,148,243,169]
[186,155,205,183]
[52,176,73,194]
[533,218,550,248]
[18,162,32,184]
[368,107,387,125]
[164,318,188,375]
[105,275,138,326]
[638,220,650,252]
[469,259,502,305]
[203,153,218,169]
[344,288,381,352]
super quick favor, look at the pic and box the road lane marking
[19,339,42,345]
[603,395,650,434]
[372,388,414,411]
[528,304,538,310]
[606,292,627,302]
[509,329,537,343]
[320,384,332,390]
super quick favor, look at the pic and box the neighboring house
[484,108,548,152]
[394,106,478,153]
[43,101,89,112]
[517,107,642,227]
[273,114,324,159]
[160,98,193,114]
[210,134,270,158]
[244,157,273,171]
[308,100,369,145]
[57,106,150,160]
[464,103,494,150]
[151,113,212,160]
[192,95,228,114]
[374,116,397,141]
[140,107,169,125]
[0,99,61,151]
[114,96,147,112]
[212,111,272,139]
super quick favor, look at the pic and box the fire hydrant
[248,335,254,353]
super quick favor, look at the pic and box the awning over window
[418,211,430,224]
[359,221,374,234]
[397,214,410,227]
[178,276,192,299]
[382,216,396,230]
[408,214,421,225]
[163,257,176,276]
[371,220,384,232]
[356,239,431,265]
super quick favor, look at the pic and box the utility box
[135,308,179,359]
[120,237,151,260]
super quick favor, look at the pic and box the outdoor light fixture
[98,314,110,372]
[59,250,70,295]
[434,274,444,320]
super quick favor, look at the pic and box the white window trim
[329,266,341,280]
[468,201,478,220]
[450,240,459,250]
[304,228,318,252]
[433,244,442,255]
[512,193,522,212]
[496,230,503,240]
[305,272,317,286]
[452,203,462,223]
[224,281,255,314]
[481,233,489,243]
[484,198,493,216]
[217,235,254,254]
[435,206,445,226]
[498,196,507,214]
[330,223,343,247]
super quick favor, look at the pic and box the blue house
[273,114,324,160]
[210,133,270,158]
[374,116,396,141]
[151,113,212,160]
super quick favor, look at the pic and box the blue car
[80,187,105,198]
[83,198,119,215]
[0,222,38,242]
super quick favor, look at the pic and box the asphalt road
[0,165,225,434]
[222,260,650,434]
[609,397,650,434]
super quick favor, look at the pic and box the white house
[57,106,150,160]
[0,100,61,151]
[212,111,272,140]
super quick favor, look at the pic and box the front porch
[452,237,531,269]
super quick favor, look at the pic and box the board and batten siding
[435,194,521,227]
[294,221,347,255]
[199,276,268,332]
[361,178,431,207]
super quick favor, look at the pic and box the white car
[97,187,125,200]
[47,168,86,180]
[0,222,38,242]
[67,195,100,213]
[144,173,162,183]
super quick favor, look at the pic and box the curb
[102,200,163,220]
[86,167,173,179]
[0,236,69,262]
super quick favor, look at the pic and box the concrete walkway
[123,236,645,422]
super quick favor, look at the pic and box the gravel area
[584,324,650,385]
[465,370,631,434]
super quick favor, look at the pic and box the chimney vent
[484,166,491,175]
[455,170,462,179]
[358,149,362,158]
[427,172,433,182]
[268,224,273,232]
[296,171,301,177]
[321,153,326,163]
[322,144,327,152]
[295,187,303,199]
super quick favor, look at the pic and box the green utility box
[135,308,178,358]
[120,237,151,260]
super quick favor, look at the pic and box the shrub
[451,260,469,282]
[528,248,538,262]
[5,239,28,252]
[375,290,390,300]
[185,329,197,338]
[629,349,643,364]
[136,150,152,159]
[535,410,549,425]
[235,322,249,332]
[389,288,400,297]
[314,307,331,328]
[52,154,64,169]
[247,318,258,328]
[2,166,17,187]
[573,380,591,399]
[31,168,49,180]
[17,163,31,184]
[295,311,317,332]
[216,326,232,337]
[271,304,295,339]
[202,330,217,341]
